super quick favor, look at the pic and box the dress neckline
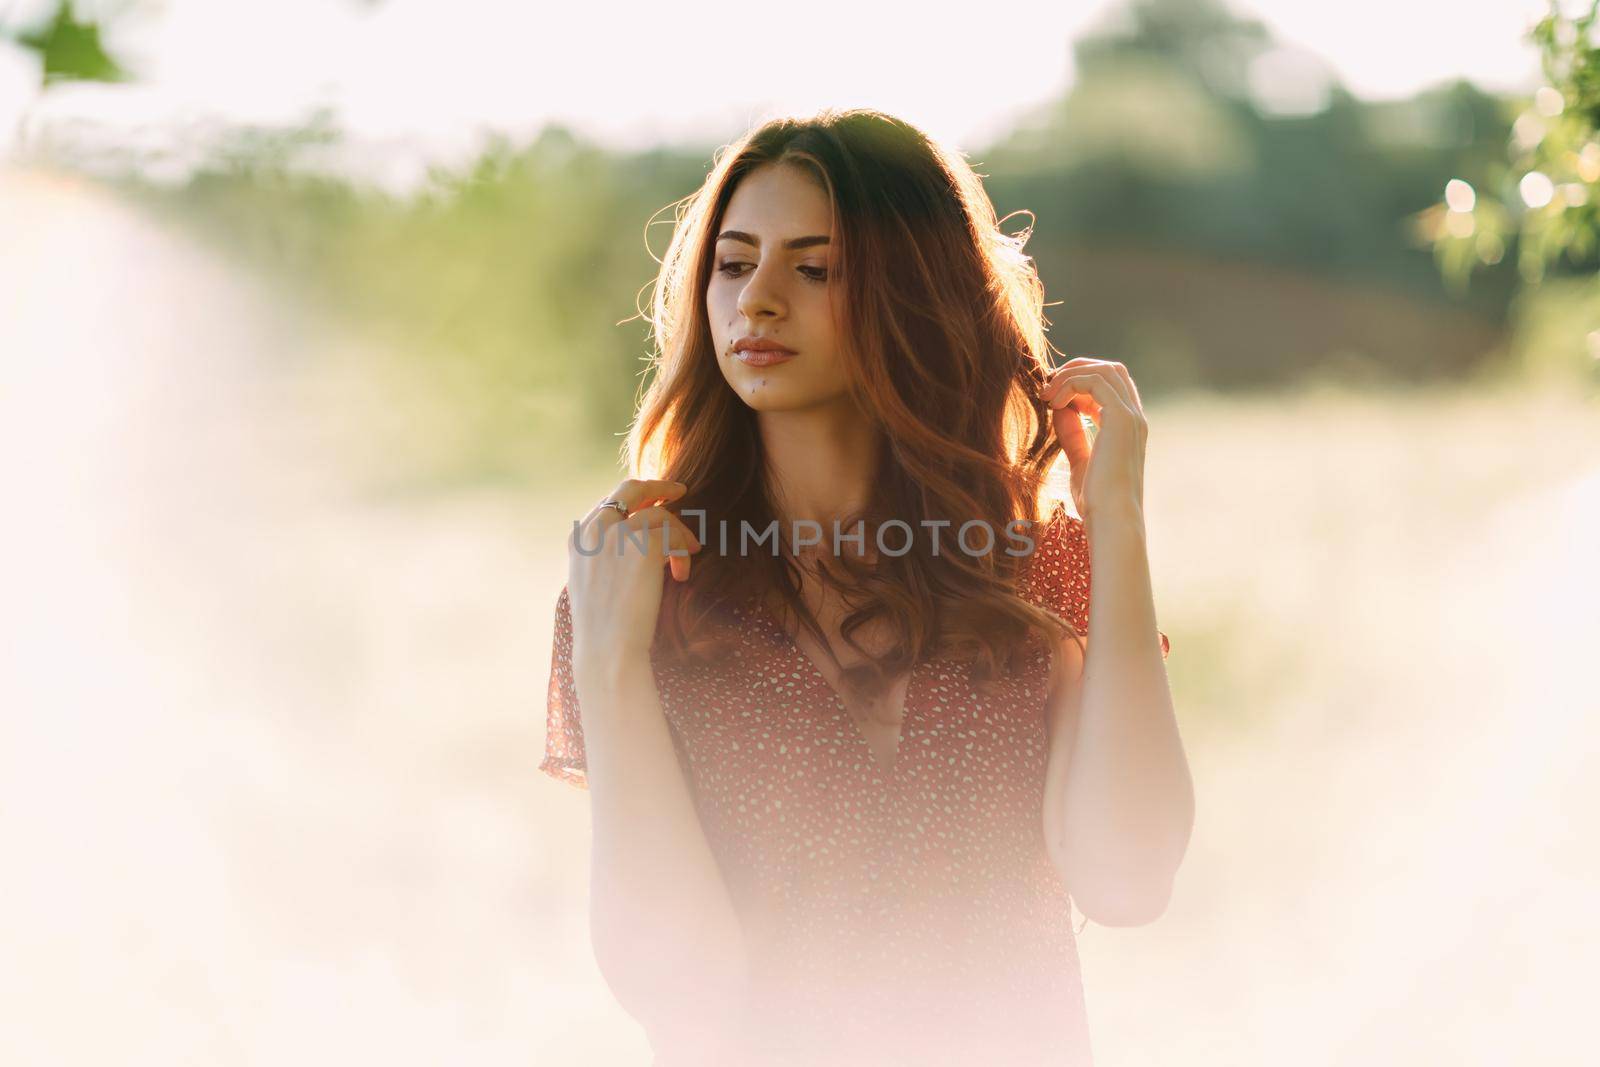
[748,596,919,780]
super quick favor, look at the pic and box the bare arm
[576,643,749,1057]
[1042,504,1193,926]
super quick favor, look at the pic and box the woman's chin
[735,388,801,411]
[719,370,851,413]
[727,375,802,407]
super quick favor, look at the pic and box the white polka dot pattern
[538,501,1171,1065]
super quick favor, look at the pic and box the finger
[626,506,703,552]
[1109,362,1143,412]
[602,477,689,515]
[1051,395,1092,469]
[1049,374,1130,428]
[1067,391,1102,428]
[1043,365,1099,456]
[581,478,688,532]
[1048,363,1132,414]
[1046,375,1102,428]
[657,517,697,583]
[598,516,691,581]
[623,507,703,581]
[1044,356,1107,387]
[1042,358,1099,401]
[1044,363,1104,422]
[642,511,693,583]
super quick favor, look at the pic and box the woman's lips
[735,347,796,367]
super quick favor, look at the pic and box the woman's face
[706,163,850,412]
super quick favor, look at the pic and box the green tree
[1417,0,1600,293]
[7,0,132,86]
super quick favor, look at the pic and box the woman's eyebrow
[715,230,831,250]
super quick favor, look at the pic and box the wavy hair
[626,107,1079,713]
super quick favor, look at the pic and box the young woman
[540,108,1192,1066]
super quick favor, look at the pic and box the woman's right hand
[567,478,703,670]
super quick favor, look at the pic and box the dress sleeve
[539,584,589,789]
[1032,502,1170,660]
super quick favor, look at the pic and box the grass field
[4,166,1598,1065]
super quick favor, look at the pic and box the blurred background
[3,0,1598,1063]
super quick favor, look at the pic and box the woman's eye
[716,260,829,283]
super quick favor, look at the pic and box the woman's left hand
[1042,357,1148,525]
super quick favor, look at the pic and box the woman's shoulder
[1015,499,1084,598]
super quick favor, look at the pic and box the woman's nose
[736,261,786,319]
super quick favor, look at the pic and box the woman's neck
[758,400,880,547]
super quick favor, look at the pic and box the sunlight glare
[1520,170,1555,208]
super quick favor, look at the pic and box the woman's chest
[647,633,1058,887]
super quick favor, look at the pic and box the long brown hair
[627,107,1077,706]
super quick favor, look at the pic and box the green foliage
[100,0,1553,483]
[8,0,131,86]
[1419,0,1600,294]
[986,10,1517,392]
[122,126,717,485]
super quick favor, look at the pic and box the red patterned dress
[540,500,1169,1066]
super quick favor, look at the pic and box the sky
[0,0,1555,190]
